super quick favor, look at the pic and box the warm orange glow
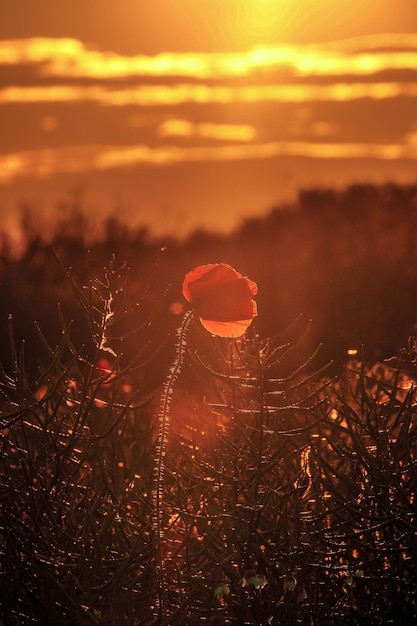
[3,35,417,80]
[158,119,194,138]
[40,115,58,131]
[1,81,415,109]
[0,37,84,65]
[2,138,417,185]
[158,119,256,142]
[0,85,92,104]
[198,122,256,142]
[1,28,417,229]
[0,84,231,106]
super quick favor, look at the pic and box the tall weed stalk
[152,309,193,622]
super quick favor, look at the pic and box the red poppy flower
[182,263,258,337]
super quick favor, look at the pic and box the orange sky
[1,0,417,243]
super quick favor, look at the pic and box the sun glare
[233,0,285,47]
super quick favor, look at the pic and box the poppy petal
[182,264,236,303]
[182,263,258,338]
[199,317,255,338]
[193,278,257,322]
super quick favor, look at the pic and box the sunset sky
[2,0,417,241]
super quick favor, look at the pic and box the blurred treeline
[1,181,417,374]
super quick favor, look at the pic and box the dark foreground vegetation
[1,183,417,624]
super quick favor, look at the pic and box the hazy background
[2,0,417,245]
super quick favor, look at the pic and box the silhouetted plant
[0,259,162,625]
[304,354,417,624]
[1,254,417,626]
[152,312,328,625]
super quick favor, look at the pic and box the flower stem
[153,309,194,621]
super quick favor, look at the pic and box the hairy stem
[153,309,194,621]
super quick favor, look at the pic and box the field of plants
[1,183,417,624]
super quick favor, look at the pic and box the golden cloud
[1,139,417,185]
[3,35,417,80]
[1,82,416,108]
[158,119,256,141]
